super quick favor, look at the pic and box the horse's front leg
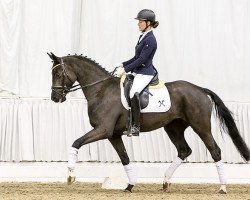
[109,136,137,192]
[67,126,111,184]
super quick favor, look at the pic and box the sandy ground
[0,182,249,200]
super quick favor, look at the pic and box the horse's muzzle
[51,91,66,103]
[51,96,66,103]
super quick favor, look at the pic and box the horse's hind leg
[188,114,227,194]
[163,118,190,191]
[108,136,136,193]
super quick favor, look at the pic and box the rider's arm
[122,56,136,67]
[123,37,156,73]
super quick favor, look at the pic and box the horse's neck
[77,61,107,83]
[75,59,111,100]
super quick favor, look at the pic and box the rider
[115,9,159,136]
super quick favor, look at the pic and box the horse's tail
[203,88,250,161]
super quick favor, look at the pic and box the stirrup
[126,126,140,137]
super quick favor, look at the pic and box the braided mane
[67,54,112,76]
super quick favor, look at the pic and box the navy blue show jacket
[123,31,157,76]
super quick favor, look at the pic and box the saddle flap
[120,75,171,113]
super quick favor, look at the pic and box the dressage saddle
[123,74,159,109]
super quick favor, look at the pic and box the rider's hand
[114,65,125,77]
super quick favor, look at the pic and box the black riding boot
[127,93,140,137]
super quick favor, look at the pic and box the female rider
[115,9,159,136]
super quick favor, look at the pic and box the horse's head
[48,52,77,103]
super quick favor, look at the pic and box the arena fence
[0,97,249,163]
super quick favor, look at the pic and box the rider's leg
[127,74,154,136]
[129,92,140,136]
[129,74,155,99]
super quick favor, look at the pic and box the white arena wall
[0,98,249,163]
[0,97,249,183]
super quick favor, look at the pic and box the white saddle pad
[120,82,171,113]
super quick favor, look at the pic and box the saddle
[123,74,159,109]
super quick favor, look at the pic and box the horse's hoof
[163,181,171,192]
[67,175,76,185]
[218,189,227,194]
[67,170,76,185]
[124,184,134,193]
[124,189,132,193]
[218,185,227,194]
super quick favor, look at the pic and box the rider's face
[138,20,146,32]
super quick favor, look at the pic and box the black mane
[67,54,112,76]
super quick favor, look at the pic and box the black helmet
[135,9,155,22]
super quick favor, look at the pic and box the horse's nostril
[51,95,57,102]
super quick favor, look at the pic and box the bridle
[51,58,111,98]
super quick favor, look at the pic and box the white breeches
[129,73,154,98]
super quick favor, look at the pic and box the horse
[48,52,250,194]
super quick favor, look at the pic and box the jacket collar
[138,30,153,43]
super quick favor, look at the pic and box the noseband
[51,58,111,98]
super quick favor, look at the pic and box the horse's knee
[178,148,192,160]
[72,139,82,149]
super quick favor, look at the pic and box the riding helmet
[135,9,156,22]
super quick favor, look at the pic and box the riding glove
[114,66,125,77]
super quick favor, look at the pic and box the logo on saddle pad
[120,74,171,113]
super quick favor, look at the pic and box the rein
[51,59,112,96]
[68,76,111,93]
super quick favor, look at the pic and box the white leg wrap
[68,147,78,171]
[124,163,137,185]
[215,160,227,185]
[164,157,183,181]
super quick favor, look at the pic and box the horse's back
[165,80,207,98]
[164,80,213,118]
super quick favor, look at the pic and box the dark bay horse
[48,53,250,193]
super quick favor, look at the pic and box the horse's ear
[47,52,59,62]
